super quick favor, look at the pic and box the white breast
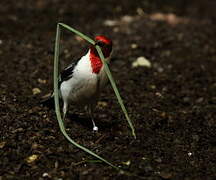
[60,51,99,106]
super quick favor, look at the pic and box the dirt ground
[0,0,216,179]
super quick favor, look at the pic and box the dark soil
[0,0,216,179]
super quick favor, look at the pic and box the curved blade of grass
[58,23,95,45]
[95,46,136,139]
[54,23,119,170]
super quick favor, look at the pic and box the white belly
[60,74,98,106]
[59,51,109,107]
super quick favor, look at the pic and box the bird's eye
[96,41,105,47]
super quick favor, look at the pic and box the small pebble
[32,88,41,95]
[159,171,173,179]
[131,43,138,49]
[37,78,47,84]
[183,97,190,103]
[0,142,6,148]
[104,19,117,26]
[196,97,204,103]
[26,154,39,163]
[42,173,49,177]
[155,157,162,163]
[157,67,164,73]
[122,160,131,166]
[121,15,134,23]
[136,8,145,16]
[132,56,151,68]
[188,152,192,157]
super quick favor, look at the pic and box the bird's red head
[94,35,112,58]
[89,35,112,74]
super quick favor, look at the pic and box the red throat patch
[90,48,103,74]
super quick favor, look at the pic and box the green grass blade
[53,23,119,170]
[58,23,95,45]
[95,46,136,139]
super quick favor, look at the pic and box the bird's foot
[93,126,98,132]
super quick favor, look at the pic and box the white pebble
[121,15,133,23]
[188,152,192,157]
[131,43,138,49]
[132,56,151,68]
[104,20,117,27]
[42,173,49,177]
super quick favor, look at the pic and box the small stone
[0,142,6,148]
[42,172,50,178]
[142,157,147,160]
[32,88,41,95]
[150,85,156,89]
[26,154,39,163]
[188,152,192,157]
[104,19,117,27]
[157,67,164,73]
[160,112,166,117]
[155,92,163,98]
[113,27,119,32]
[31,143,38,149]
[132,56,151,68]
[122,160,131,166]
[81,170,90,175]
[196,97,204,103]
[155,157,162,163]
[159,171,173,179]
[121,15,134,23]
[183,97,190,103]
[162,50,171,57]
[162,87,168,92]
[97,101,108,107]
[55,161,59,169]
[37,78,47,84]
[131,43,138,49]
[11,128,23,133]
[167,64,173,69]
[26,43,33,49]
[137,8,145,16]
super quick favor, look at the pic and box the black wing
[59,59,79,84]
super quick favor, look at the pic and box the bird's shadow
[67,113,116,131]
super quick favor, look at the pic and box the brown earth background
[0,0,216,179]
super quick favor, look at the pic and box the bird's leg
[63,102,68,122]
[87,105,98,132]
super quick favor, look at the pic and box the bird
[44,35,112,131]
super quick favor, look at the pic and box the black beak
[95,41,99,46]
[95,41,104,47]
